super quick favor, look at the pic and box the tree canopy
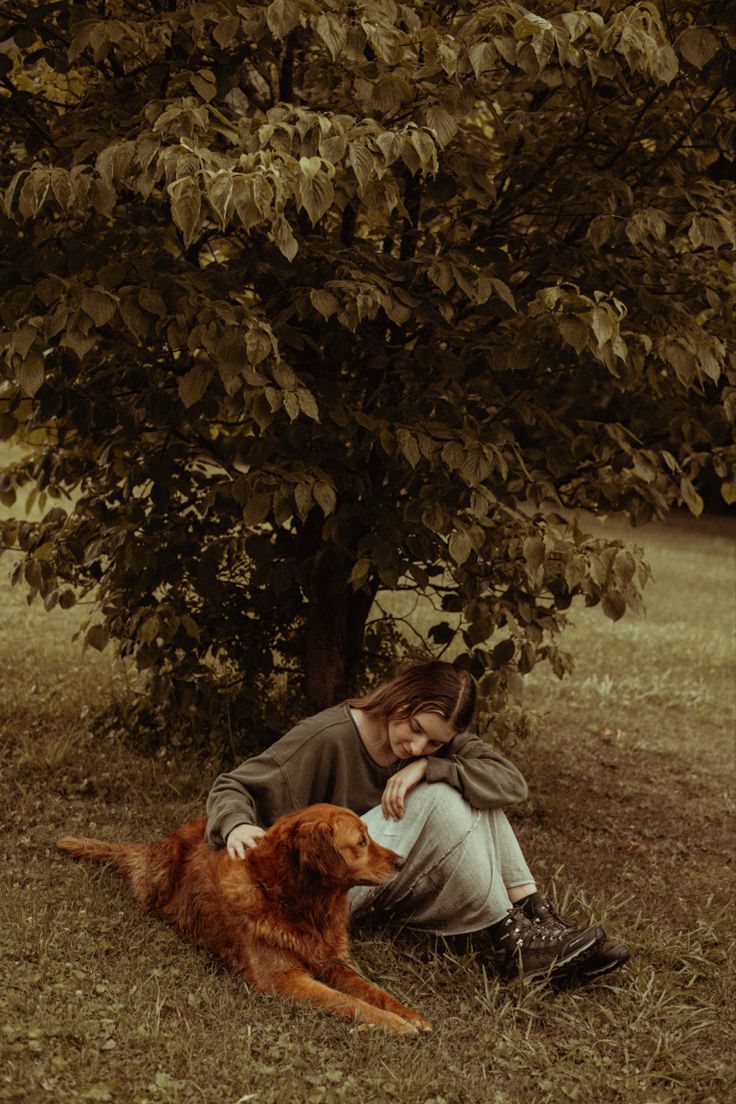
[0,1,734,744]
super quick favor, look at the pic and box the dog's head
[271,804,404,888]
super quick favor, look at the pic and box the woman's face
[386,710,455,761]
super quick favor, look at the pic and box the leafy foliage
[0,1,734,742]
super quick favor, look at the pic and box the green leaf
[372,74,411,113]
[180,614,201,640]
[348,144,375,191]
[190,69,216,102]
[233,175,271,229]
[18,169,50,219]
[680,476,704,517]
[243,493,271,525]
[588,214,615,249]
[523,537,545,575]
[679,27,719,70]
[140,615,160,645]
[469,42,495,79]
[313,480,336,516]
[310,289,340,320]
[590,305,613,347]
[178,363,213,408]
[423,105,458,147]
[315,14,346,60]
[449,531,472,565]
[0,413,18,439]
[213,16,240,49]
[349,557,372,589]
[293,483,312,519]
[490,278,516,311]
[272,217,298,261]
[601,590,626,622]
[168,177,201,247]
[17,354,44,397]
[297,389,319,421]
[120,295,149,341]
[558,316,588,354]
[613,550,637,588]
[138,288,167,317]
[266,0,301,39]
[721,482,736,506]
[429,621,456,645]
[492,639,516,668]
[421,502,447,533]
[81,288,116,326]
[460,448,492,486]
[207,170,234,228]
[283,391,300,420]
[246,326,272,367]
[86,624,110,651]
[12,323,37,360]
[397,429,421,468]
[216,330,247,394]
[297,158,334,225]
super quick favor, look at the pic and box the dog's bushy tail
[57,834,163,908]
[57,836,129,864]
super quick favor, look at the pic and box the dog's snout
[393,854,405,870]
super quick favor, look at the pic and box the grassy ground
[1,496,734,1104]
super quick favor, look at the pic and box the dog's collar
[256,879,302,914]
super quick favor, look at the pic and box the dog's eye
[357,837,368,848]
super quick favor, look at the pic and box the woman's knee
[403,782,473,829]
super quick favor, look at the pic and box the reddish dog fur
[57,804,432,1035]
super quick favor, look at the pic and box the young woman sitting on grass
[205,661,628,984]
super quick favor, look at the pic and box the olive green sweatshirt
[205,704,528,848]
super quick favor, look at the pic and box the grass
[1,482,734,1102]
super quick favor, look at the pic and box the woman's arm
[204,753,292,848]
[423,731,529,808]
[205,709,353,846]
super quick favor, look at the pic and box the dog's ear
[299,820,345,879]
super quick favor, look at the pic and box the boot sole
[574,944,630,979]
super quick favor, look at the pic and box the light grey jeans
[348,782,534,936]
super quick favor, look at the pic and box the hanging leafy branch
[0,1,733,744]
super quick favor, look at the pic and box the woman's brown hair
[344,661,476,733]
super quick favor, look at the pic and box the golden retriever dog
[57,804,432,1036]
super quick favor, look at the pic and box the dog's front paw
[401,1010,433,1033]
[360,1009,423,1035]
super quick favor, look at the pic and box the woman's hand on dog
[226,823,266,860]
[381,759,428,820]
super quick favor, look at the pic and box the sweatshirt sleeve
[204,752,294,848]
[423,731,528,809]
[204,708,353,848]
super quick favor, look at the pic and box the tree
[0,1,733,743]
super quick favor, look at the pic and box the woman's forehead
[412,710,455,742]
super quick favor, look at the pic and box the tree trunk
[304,547,377,712]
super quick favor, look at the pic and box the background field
[1,490,734,1103]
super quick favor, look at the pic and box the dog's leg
[254,966,423,1035]
[322,962,432,1033]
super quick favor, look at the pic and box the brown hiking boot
[489,905,605,985]
[520,895,630,982]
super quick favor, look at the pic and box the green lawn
[1,503,734,1104]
